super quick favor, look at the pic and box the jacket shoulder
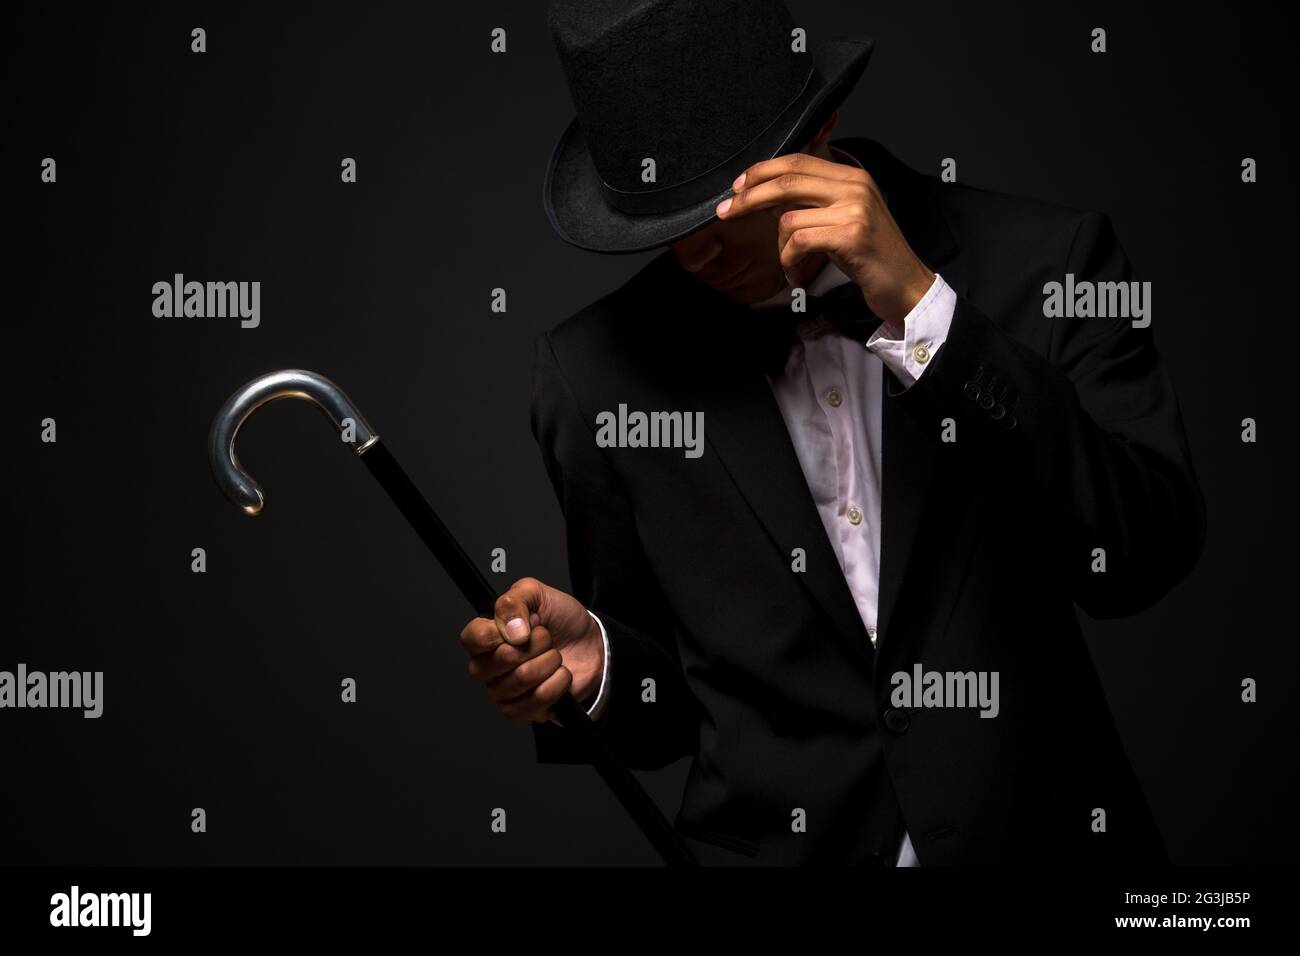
[938,177,1109,251]
[835,136,1117,272]
[539,251,679,370]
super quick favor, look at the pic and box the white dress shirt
[568,145,958,867]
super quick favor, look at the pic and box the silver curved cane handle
[208,369,379,515]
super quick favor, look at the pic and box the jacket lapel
[835,137,970,645]
[662,267,879,674]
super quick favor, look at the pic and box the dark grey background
[4,0,1295,865]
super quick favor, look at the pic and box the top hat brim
[543,35,874,255]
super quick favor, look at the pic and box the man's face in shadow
[669,201,790,303]
[668,113,838,304]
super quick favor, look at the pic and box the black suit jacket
[528,137,1205,866]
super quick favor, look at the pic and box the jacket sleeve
[891,211,1206,618]
[528,330,704,769]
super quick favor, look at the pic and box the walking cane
[208,369,698,867]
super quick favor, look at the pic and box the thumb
[493,577,545,646]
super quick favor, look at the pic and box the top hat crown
[551,0,808,197]
[544,0,875,253]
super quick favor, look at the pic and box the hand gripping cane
[208,369,698,867]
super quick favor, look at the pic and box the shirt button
[825,387,843,407]
[846,505,863,525]
[867,626,878,648]
[912,344,930,364]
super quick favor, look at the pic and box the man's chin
[715,274,784,304]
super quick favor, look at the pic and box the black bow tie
[750,282,883,377]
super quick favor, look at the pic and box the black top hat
[543,0,874,254]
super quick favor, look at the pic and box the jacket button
[881,707,911,735]
[988,402,1005,420]
[1001,415,1018,430]
[977,392,995,410]
[962,382,980,401]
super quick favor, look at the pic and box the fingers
[458,601,546,657]
[718,152,875,221]
[776,204,863,255]
[466,623,554,683]
[484,645,562,703]
[779,224,862,286]
[493,577,546,647]
[459,577,582,723]
[719,173,849,220]
[459,616,502,656]
[498,665,573,722]
[737,151,868,191]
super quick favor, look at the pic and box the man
[458,0,1204,866]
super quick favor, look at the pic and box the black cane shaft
[361,442,498,615]
[548,692,699,868]
[359,441,698,867]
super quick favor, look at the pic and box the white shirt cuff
[866,273,956,388]
[548,609,612,727]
